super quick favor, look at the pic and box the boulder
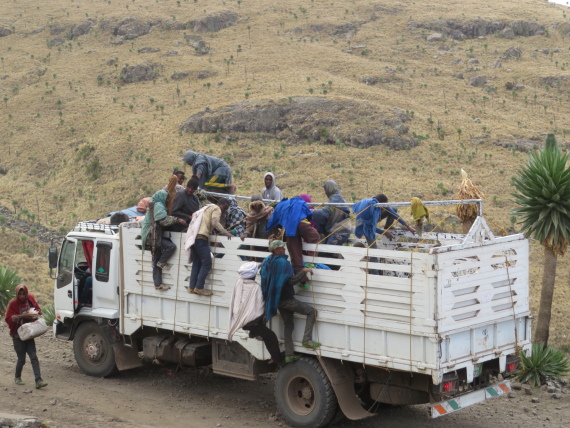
[49,23,66,35]
[113,17,150,40]
[197,70,218,80]
[469,75,487,87]
[50,37,64,46]
[427,32,444,42]
[0,26,13,37]
[188,10,238,33]
[139,47,160,53]
[171,71,191,81]
[120,62,157,84]
[502,46,522,59]
[491,60,501,68]
[501,27,515,39]
[70,19,94,38]
[330,23,357,37]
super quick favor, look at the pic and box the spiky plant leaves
[41,303,56,326]
[514,343,570,387]
[512,134,570,256]
[0,266,21,315]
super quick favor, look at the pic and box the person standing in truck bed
[182,150,236,194]
[169,177,200,232]
[312,180,351,245]
[141,190,187,291]
[260,240,319,363]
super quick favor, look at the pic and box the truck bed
[119,223,531,384]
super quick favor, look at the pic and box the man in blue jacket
[265,197,319,285]
[353,194,416,246]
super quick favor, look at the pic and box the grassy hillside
[1,0,569,344]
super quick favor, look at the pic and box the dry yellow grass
[0,0,569,344]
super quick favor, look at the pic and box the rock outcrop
[410,19,544,40]
[112,17,151,40]
[120,62,157,83]
[187,10,238,33]
[180,97,418,150]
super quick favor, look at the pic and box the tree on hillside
[512,134,570,345]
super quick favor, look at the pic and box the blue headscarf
[353,198,381,241]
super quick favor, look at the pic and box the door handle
[67,290,72,298]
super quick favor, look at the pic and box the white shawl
[227,278,265,341]
[184,204,214,263]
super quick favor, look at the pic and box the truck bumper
[429,381,511,418]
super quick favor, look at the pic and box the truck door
[54,238,77,320]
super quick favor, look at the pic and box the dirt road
[0,323,568,428]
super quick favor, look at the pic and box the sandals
[284,355,300,364]
[155,284,171,291]
[194,289,213,296]
[35,380,48,389]
[187,287,196,294]
[302,340,321,349]
[15,377,24,386]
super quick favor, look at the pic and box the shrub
[514,343,570,387]
[0,266,21,315]
[42,303,56,326]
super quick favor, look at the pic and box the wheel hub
[301,386,313,400]
[85,338,101,360]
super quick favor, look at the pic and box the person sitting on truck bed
[228,261,284,367]
[241,195,276,240]
[265,196,319,288]
[141,190,188,291]
[262,172,283,202]
[261,240,319,363]
[162,170,185,193]
[311,180,351,246]
[182,150,236,194]
[224,198,247,237]
[185,198,233,296]
[168,177,200,232]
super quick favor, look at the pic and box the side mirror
[49,246,58,269]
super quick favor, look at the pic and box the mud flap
[317,356,375,421]
[113,341,143,371]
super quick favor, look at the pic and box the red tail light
[442,381,454,392]
[506,361,518,373]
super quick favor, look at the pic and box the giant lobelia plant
[512,134,570,345]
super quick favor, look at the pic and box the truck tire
[73,322,118,377]
[274,357,338,428]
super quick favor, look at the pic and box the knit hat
[268,240,286,253]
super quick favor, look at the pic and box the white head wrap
[237,261,259,279]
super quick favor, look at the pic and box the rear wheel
[73,322,117,377]
[275,357,338,428]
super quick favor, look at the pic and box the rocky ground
[0,322,569,428]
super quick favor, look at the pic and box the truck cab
[53,223,120,339]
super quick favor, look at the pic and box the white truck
[50,198,531,428]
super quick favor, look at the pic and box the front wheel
[274,357,338,428]
[73,322,117,377]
